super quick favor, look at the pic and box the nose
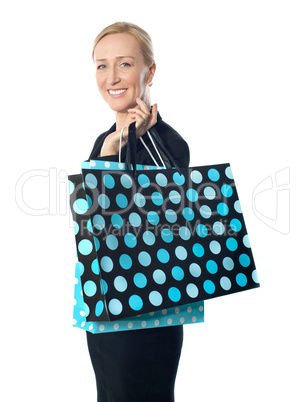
[106,66,120,86]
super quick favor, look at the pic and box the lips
[107,89,127,97]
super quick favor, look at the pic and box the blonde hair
[92,21,155,67]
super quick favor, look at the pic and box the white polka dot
[154,319,160,326]
[74,277,78,285]
[144,166,150,170]
[128,322,133,329]
[141,321,147,327]
[187,306,192,313]
[175,308,180,314]
[80,310,85,317]
[72,318,77,325]
[73,299,77,306]
[89,324,93,331]
[149,312,155,316]
[105,162,110,168]
[81,321,85,328]
[99,325,105,331]
[118,163,124,169]
[114,323,119,330]
[89,160,96,167]
[162,309,167,315]
[199,305,204,312]
[167,318,172,325]
[192,316,197,322]
[180,317,185,324]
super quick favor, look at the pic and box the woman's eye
[97,64,106,70]
[121,62,131,67]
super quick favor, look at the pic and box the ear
[147,63,156,85]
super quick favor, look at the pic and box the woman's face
[94,33,155,113]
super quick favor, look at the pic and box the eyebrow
[95,56,136,62]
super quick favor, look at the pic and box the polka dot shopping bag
[68,122,259,328]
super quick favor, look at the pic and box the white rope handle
[118,126,127,164]
[139,136,160,167]
[147,130,166,168]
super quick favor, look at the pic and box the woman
[86,22,190,402]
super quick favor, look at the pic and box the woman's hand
[99,99,157,157]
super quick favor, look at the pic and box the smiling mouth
[107,89,127,96]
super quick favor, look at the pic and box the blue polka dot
[173,172,185,185]
[133,273,147,288]
[87,219,93,233]
[179,226,191,241]
[95,300,104,317]
[86,194,93,209]
[106,235,118,250]
[73,198,88,215]
[200,205,212,219]
[204,186,216,200]
[68,180,75,194]
[223,257,234,271]
[98,194,110,209]
[208,168,220,181]
[73,221,79,235]
[129,212,142,227]
[153,269,166,285]
[94,237,100,252]
[243,234,251,248]
[157,248,170,263]
[209,240,221,255]
[189,263,202,277]
[190,170,203,184]
[116,193,128,208]
[76,262,85,277]
[221,184,233,197]
[101,279,108,295]
[213,221,225,235]
[234,200,242,213]
[108,299,123,315]
[169,190,181,204]
[78,239,93,255]
[91,258,99,275]
[192,243,205,257]
[82,303,90,317]
[186,189,198,202]
[226,237,238,251]
[147,211,160,225]
[111,214,123,229]
[236,273,247,287]
[100,256,113,272]
[138,251,151,266]
[225,166,233,179]
[119,254,132,270]
[171,266,184,281]
[149,291,163,306]
[203,280,216,294]
[183,207,195,221]
[156,173,168,187]
[239,253,251,267]
[175,246,187,260]
[206,260,218,274]
[138,174,150,188]
[196,224,208,238]
[83,280,97,297]
[85,173,98,189]
[220,276,232,291]
[217,202,229,216]
[230,218,242,232]
[129,295,143,311]
[134,193,146,207]
[168,287,181,302]
[93,214,105,231]
[252,270,259,283]
[103,174,115,189]
[142,231,156,246]
[151,192,164,206]
[165,209,177,223]
[161,228,174,243]
[114,276,128,292]
[120,174,133,189]
[186,283,199,298]
[124,233,137,248]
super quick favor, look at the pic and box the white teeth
[108,89,127,95]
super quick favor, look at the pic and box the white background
[1,1,304,401]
